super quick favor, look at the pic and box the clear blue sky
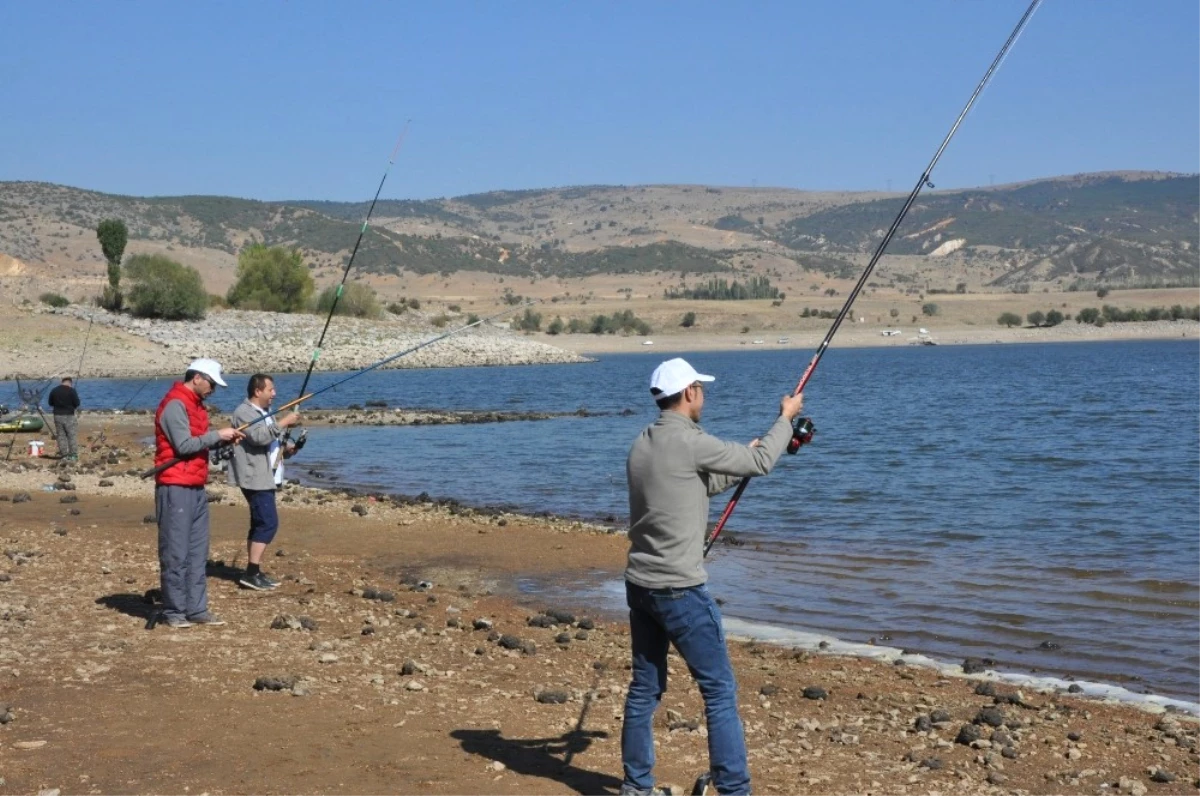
[2,1,1196,201]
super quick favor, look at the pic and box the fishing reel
[290,429,308,454]
[209,444,235,465]
[786,416,815,455]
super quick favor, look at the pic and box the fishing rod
[293,123,412,406]
[140,304,522,479]
[704,0,1042,557]
[75,314,94,382]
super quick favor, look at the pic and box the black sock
[247,563,261,576]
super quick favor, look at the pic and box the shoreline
[0,417,1197,794]
[8,412,1199,712]
[1,301,1195,381]
[547,320,1200,356]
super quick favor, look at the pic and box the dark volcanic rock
[974,707,1006,727]
[962,657,989,674]
[802,686,828,700]
[535,689,569,705]
[955,724,982,745]
[253,676,296,692]
[544,608,576,624]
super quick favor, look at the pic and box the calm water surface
[12,340,1198,702]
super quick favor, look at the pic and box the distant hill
[1,172,1195,290]
[777,174,1198,287]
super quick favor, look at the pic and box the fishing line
[140,304,525,479]
[704,0,1043,556]
[75,314,94,382]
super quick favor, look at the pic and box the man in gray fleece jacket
[621,357,803,796]
[227,374,301,591]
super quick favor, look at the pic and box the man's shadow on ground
[450,726,620,795]
[95,592,157,621]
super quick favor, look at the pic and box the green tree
[997,312,1022,327]
[680,311,697,328]
[921,302,939,317]
[1044,309,1065,327]
[512,308,542,332]
[889,308,900,319]
[1026,310,1045,327]
[39,292,69,308]
[315,282,381,318]
[123,253,207,320]
[1076,307,1101,325]
[1096,287,1110,299]
[226,244,313,312]
[547,316,564,335]
[96,219,128,310]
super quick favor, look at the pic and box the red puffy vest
[154,382,211,487]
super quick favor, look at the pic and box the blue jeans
[621,582,750,796]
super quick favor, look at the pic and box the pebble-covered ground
[0,419,1196,795]
[9,304,589,380]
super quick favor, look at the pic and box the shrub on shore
[315,282,381,319]
[123,253,207,320]
[1076,305,1200,325]
[997,312,1022,328]
[227,244,313,313]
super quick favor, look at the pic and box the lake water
[9,339,1198,706]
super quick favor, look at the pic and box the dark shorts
[241,488,280,545]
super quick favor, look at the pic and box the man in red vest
[153,358,243,628]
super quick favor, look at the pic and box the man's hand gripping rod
[702,0,1042,557]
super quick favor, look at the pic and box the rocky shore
[0,418,1197,795]
[21,305,591,378]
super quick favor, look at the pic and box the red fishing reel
[786,416,815,454]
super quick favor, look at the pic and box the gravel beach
[0,416,1196,795]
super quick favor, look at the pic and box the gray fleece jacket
[226,400,286,491]
[625,410,793,589]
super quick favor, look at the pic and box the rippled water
[14,339,1198,700]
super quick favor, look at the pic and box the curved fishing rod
[293,122,412,405]
[140,304,524,479]
[704,0,1042,557]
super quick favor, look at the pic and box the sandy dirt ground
[0,417,1196,795]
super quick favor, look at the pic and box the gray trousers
[155,485,210,621]
[54,414,78,457]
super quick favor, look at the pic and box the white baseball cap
[649,357,714,399]
[187,358,228,387]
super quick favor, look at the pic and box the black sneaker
[260,572,281,589]
[187,611,226,626]
[238,571,273,591]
